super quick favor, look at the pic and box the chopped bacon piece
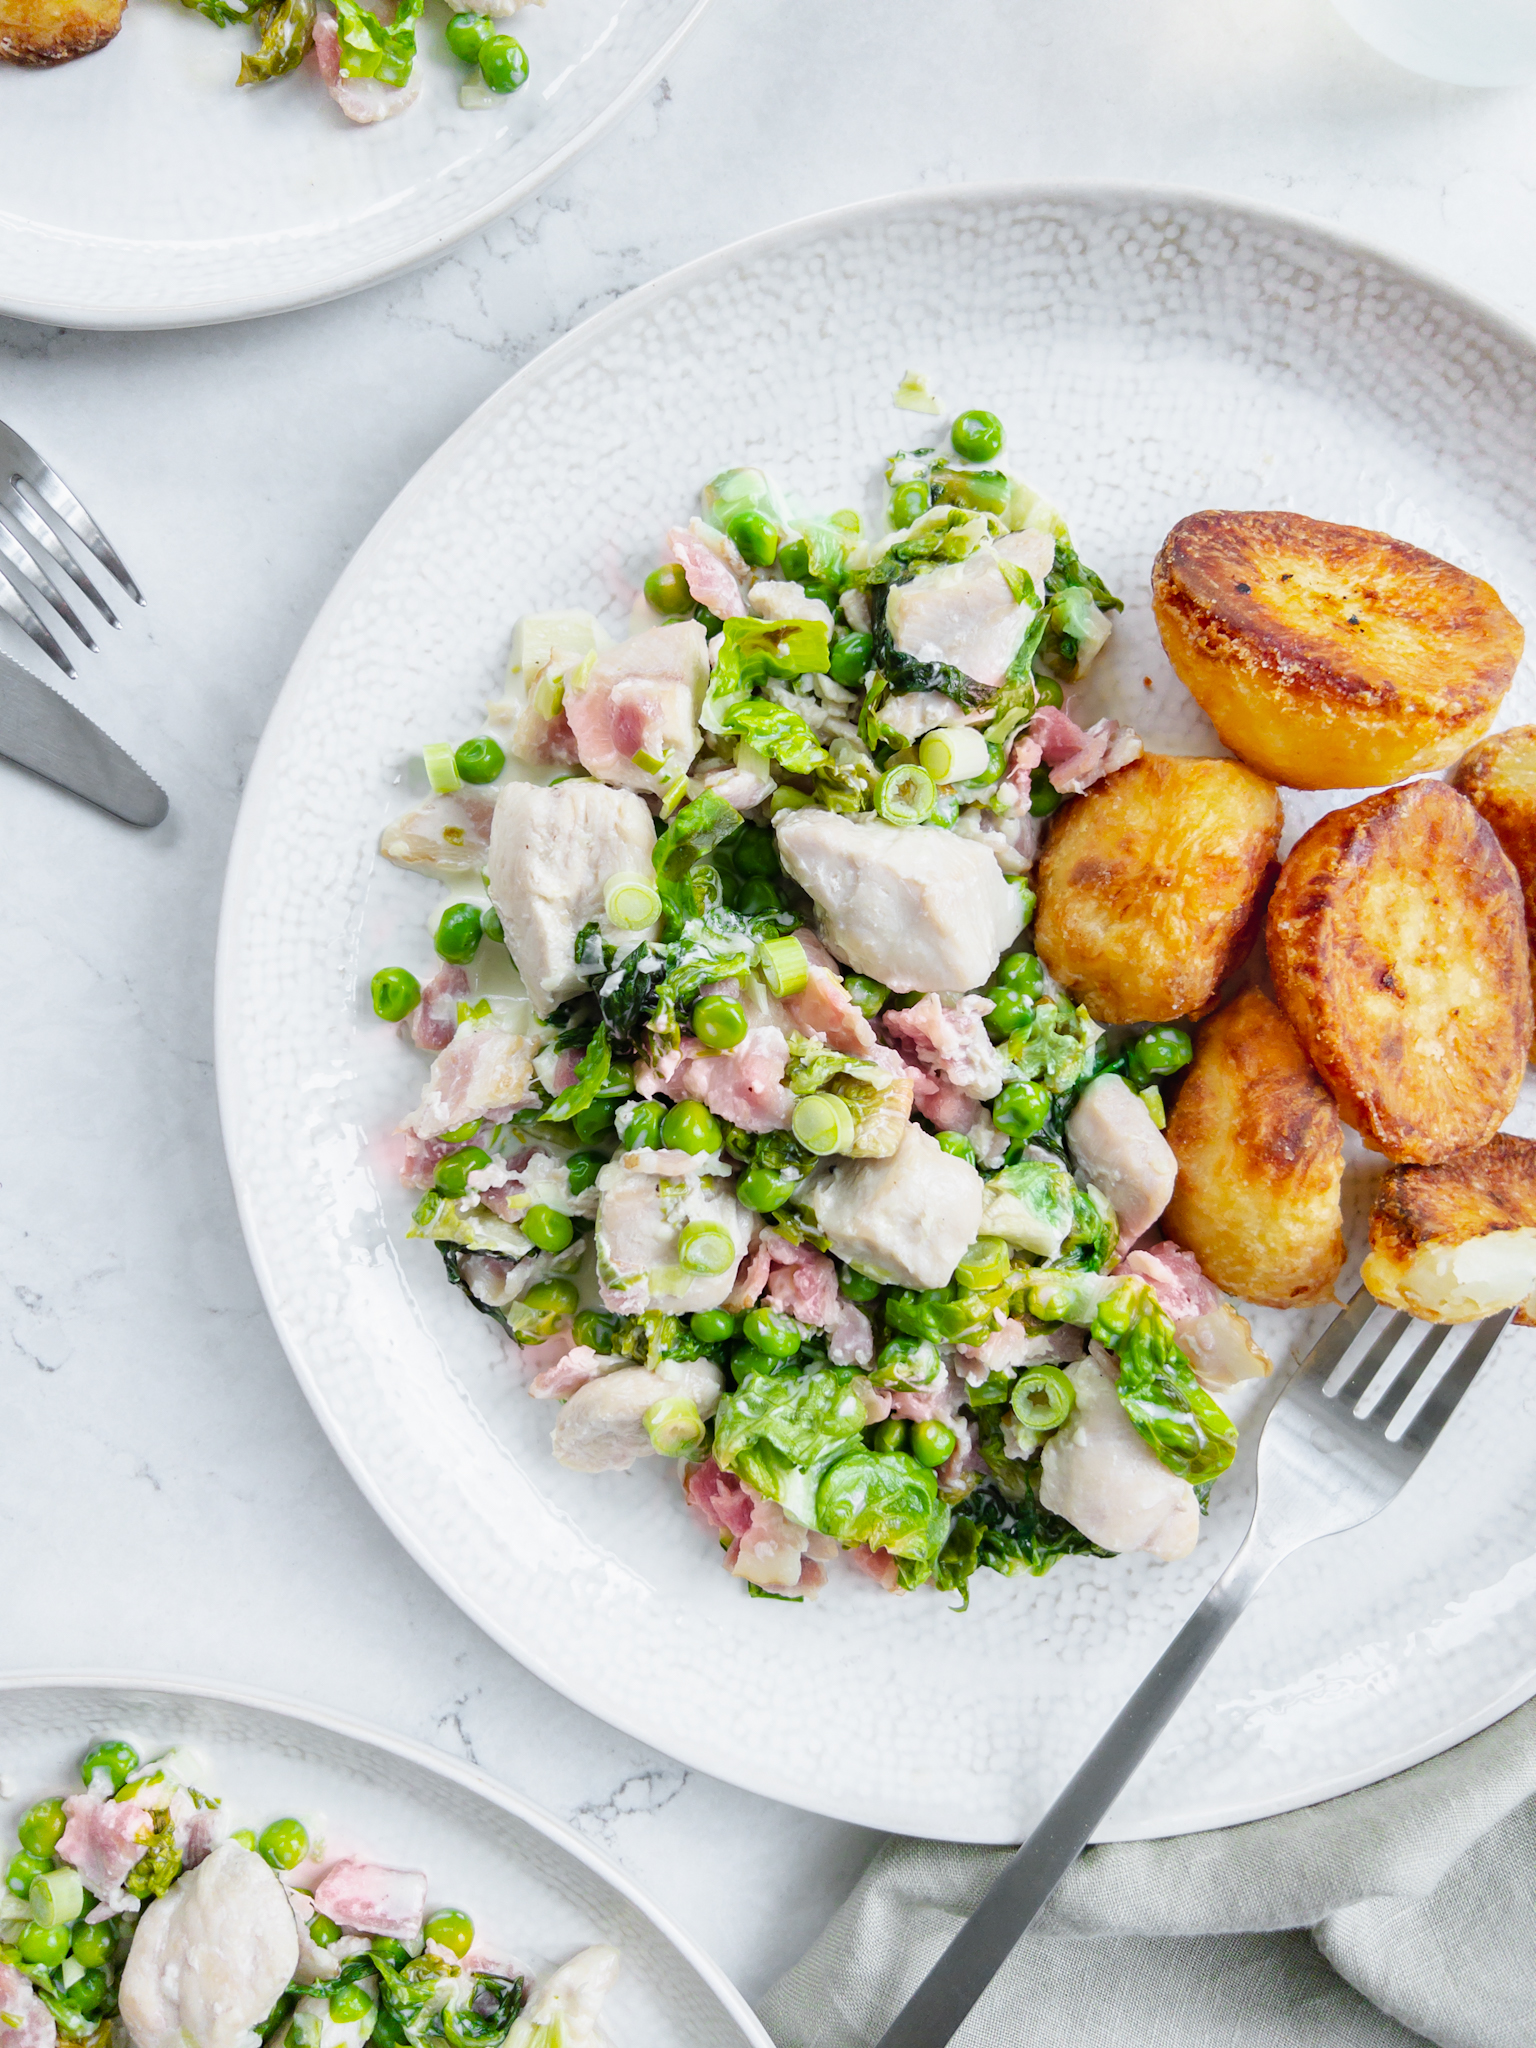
[1029,706,1143,795]
[762,1230,840,1327]
[665,521,747,619]
[684,1456,757,1540]
[666,1026,794,1133]
[313,1860,427,1942]
[57,1793,152,1908]
[827,1295,875,1367]
[404,1020,535,1139]
[407,964,470,1054]
[0,1964,55,2048]
[526,1343,625,1402]
[781,934,877,1056]
[726,1236,774,1311]
[845,1545,901,1593]
[1117,1243,1221,1323]
[882,993,1005,1101]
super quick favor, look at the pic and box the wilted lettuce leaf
[1093,1281,1237,1485]
[541,1024,610,1123]
[815,1448,950,1580]
[982,1158,1077,1258]
[334,0,421,83]
[237,0,313,81]
[1006,995,1099,1094]
[700,617,831,735]
[712,1368,871,1522]
[724,700,830,774]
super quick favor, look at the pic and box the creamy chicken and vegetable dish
[1,1740,616,2048]
[369,403,1279,1604]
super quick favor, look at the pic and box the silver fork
[0,418,143,680]
[876,1288,1516,2048]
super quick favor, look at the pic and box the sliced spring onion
[660,774,690,819]
[791,1092,856,1156]
[423,742,461,794]
[603,872,662,930]
[644,1394,706,1459]
[678,1221,736,1275]
[757,935,809,997]
[1139,1083,1167,1130]
[769,786,813,815]
[735,741,773,784]
[955,1235,1010,1291]
[1011,1363,1077,1432]
[918,725,991,785]
[29,1868,83,1929]
[875,763,936,825]
[460,78,499,109]
[631,747,666,774]
[531,673,565,721]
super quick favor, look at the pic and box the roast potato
[1034,753,1281,1025]
[0,0,121,62]
[1267,779,1530,1164]
[1451,724,1536,1053]
[1361,1134,1536,1323]
[1152,510,1523,790]
[1163,988,1345,1309]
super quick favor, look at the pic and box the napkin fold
[759,1699,1536,2048]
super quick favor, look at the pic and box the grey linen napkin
[759,1699,1536,2048]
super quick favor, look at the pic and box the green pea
[230,1829,258,1852]
[828,631,874,687]
[477,31,528,90]
[480,905,505,944]
[371,1937,411,1968]
[327,1981,374,2024]
[1028,767,1064,818]
[868,1417,909,1456]
[661,1101,723,1155]
[572,1100,616,1145]
[20,1922,70,1967]
[1034,675,1064,708]
[17,1799,66,1860]
[307,1912,342,1950]
[890,480,929,528]
[522,1278,579,1318]
[995,951,1045,995]
[258,1819,309,1871]
[618,1099,666,1149]
[729,1345,781,1383]
[935,1131,975,1164]
[435,901,483,964]
[694,606,725,636]
[64,1969,107,2014]
[950,409,1005,463]
[982,989,1030,1040]
[71,1920,114,1967]
[993,1079,1051,1138]
[842,974,890,1020]
[80,1741,138,1791]
[726,508,777,568]
[443,8,491,57]
[644,564,693,615]
[1127,1027,1194,1088]
[370,967,421,1023]
[567,1150,605,1197]
[573,1309,623,1351]
[776,538,811,583]
[690,1309,738,1345]
[6,1852,50,1899]
[831,1269,876,1306]
[523,1204,574,1252]
[736,1166,796,1213]
[735,877,785,917]
[731,824,780,877]
[420,1907,475,1959]
[911,1419,958,1468]
[743,1305,801,1359]
[433,1146,491,1198]
[692,995,748,1050]
[454,735,505,784]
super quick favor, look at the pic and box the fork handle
[873,1534,1279,2048]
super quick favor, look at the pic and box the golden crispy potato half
[1267,779,1531,1164]
[1163,988,1344,1309]
[1362,1134,1536,1322]
[1152,510,1523,790]
[0,0,120,60]
[1451,724,1536,1053]
[1035,753,1281,1025]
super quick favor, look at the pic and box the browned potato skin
[1152,510,1523,790]
[1451,724,1536,1055]
[1362,1134,1536,1323]
[1267,779,1531,1164]
[0,0,121,62]
[1035,753,1281,1025]
[1163,988,1345,1309]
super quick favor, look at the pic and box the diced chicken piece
[487,778,655,1013]
[0,1963,55,2048]
[378,789,498,877]
[119,1843,299,2048]
[403,1017,535,1140]
[1067,1075,1178,1248]
[564,620,711,793]
[1175,1302,1272,1391]
[312,1860,426,1941]
[1038,1355,1199,1562]
[57,1791,153,1909]
[882,993,1006,1100]
[878,691,986,743]
[775,810,1024,993]
[551,1358,723,1473]
[810,1124,983,1289]
[748,580,836,631]
[595,1160,754,1315]
[883,530,1054,692]
[512,1946,620,2048]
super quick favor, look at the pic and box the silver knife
[0,648,167,826]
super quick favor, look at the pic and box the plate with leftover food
[0,0,711,328]
[0,1676,770,2048]
[218,185,1536,1841]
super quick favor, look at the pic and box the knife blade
[0,648,167,826]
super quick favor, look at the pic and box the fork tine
[1394,1310,1514,1453]
[14,469,142,608]
[0,561,74,677]
[0,518,95,650]
[1331,1309,1413,1409]
[0,482,118,627]
[1377,1319,1455,1424]
[1300,1283,1379,1380]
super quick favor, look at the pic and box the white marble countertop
[5,0,1536,2011]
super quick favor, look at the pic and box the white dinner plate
[0,1675,769,2048]
[0,0,710,329]
[217,186,1536,1844]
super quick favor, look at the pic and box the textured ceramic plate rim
[0,0,712,331]
[0,1668,771,2047]
[217,181,1536,1843]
